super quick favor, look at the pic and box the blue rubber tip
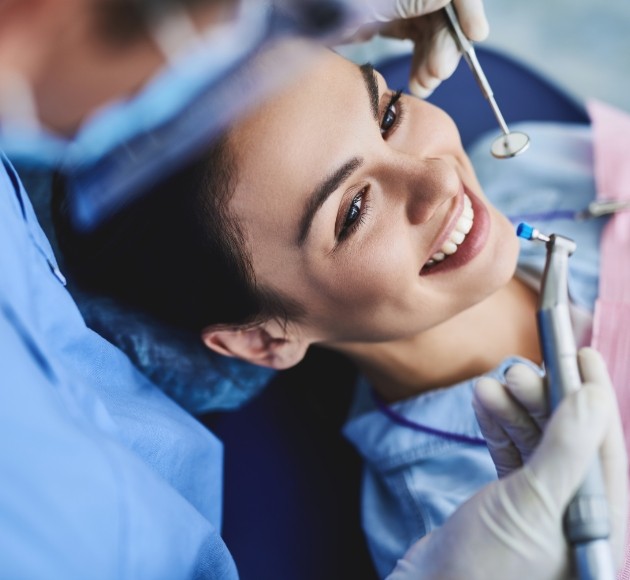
[516,222,534,240]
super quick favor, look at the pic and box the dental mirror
[491,130,530,159]
[444,3,531,159]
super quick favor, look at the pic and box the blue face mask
[0,0,361,231]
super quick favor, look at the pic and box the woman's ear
[201,319,310,370]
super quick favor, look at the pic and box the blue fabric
[344,121,601,577]
[68,291,275,414]
[0,154,238,579]
[472,122,603,313]
[18,164,275,415]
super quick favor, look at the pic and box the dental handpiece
[443,3,530,158]
[517,223,614,580]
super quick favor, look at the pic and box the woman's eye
[344,193,362,228]
[380,90,403,136]
[339,189,367,241]
[380,105,397,134]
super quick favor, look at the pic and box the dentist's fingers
[472,383,518,478]
[579,346,613,385]
[474,376,541,477]
[527,381,613,509]
[452,0,489,41]
[408,24,460,98]
[373,0,489,98]
[389,349,626,580]
[368,0,451,21]
[408,0,488,97]
[503,364,548,430]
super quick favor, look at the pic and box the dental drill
[444,3,530,158]
[517,223,614,580]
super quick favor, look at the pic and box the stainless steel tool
[517,222,614,580]
[444,3,530,158]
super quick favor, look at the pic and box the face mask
[0,0,361,231]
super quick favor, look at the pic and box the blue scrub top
[0,154,238,579]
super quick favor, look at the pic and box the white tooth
[442,240,458,255]
[456,216,473,234]
[425,194,476,266]
[451,230,465,245]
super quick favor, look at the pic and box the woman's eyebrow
[359,62,380,122]
[295,64,377,247]
[296,156,364,246]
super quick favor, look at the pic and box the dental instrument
[516,222,614,580]
[444,3,530,159]
[507,198,630,225]
[575,198,630,220]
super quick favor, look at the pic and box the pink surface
[588,99,630,579]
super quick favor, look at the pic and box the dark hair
[52,137,304,333]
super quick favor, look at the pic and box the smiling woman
[53,43,571,576]
[215,47,531,376]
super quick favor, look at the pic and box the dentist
[0,1,624,578]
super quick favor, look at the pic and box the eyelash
[338,187,370,242]
[338,89,404,242]
[380,89,404,137]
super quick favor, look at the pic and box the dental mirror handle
[532,229,615,580]
[443,3,510,136]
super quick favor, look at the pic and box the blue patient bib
[0,154,237,579]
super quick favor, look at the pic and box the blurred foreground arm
[387,348,627,579]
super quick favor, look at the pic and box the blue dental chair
[18,45,589,580]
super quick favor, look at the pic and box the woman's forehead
[235,50,361,142]
[230,51,369,202]
[223,51,376,258]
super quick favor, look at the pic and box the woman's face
[228,48,519,344]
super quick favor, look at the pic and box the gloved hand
[359,0,489,98]
[386,348,628,579]
[474,362,548,477]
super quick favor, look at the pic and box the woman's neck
[332,276,541,402]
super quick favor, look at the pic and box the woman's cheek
[330,240,406,307]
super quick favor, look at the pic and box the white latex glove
[474,362,548,478]
[386,348,628,579]
[359,0,489,98]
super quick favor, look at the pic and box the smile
[420,186,490,275]
[424,193,474,267]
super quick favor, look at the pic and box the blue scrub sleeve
[0,154,238,579]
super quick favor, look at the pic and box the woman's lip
[419,184,490,276]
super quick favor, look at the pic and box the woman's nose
[397,157,462,225]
